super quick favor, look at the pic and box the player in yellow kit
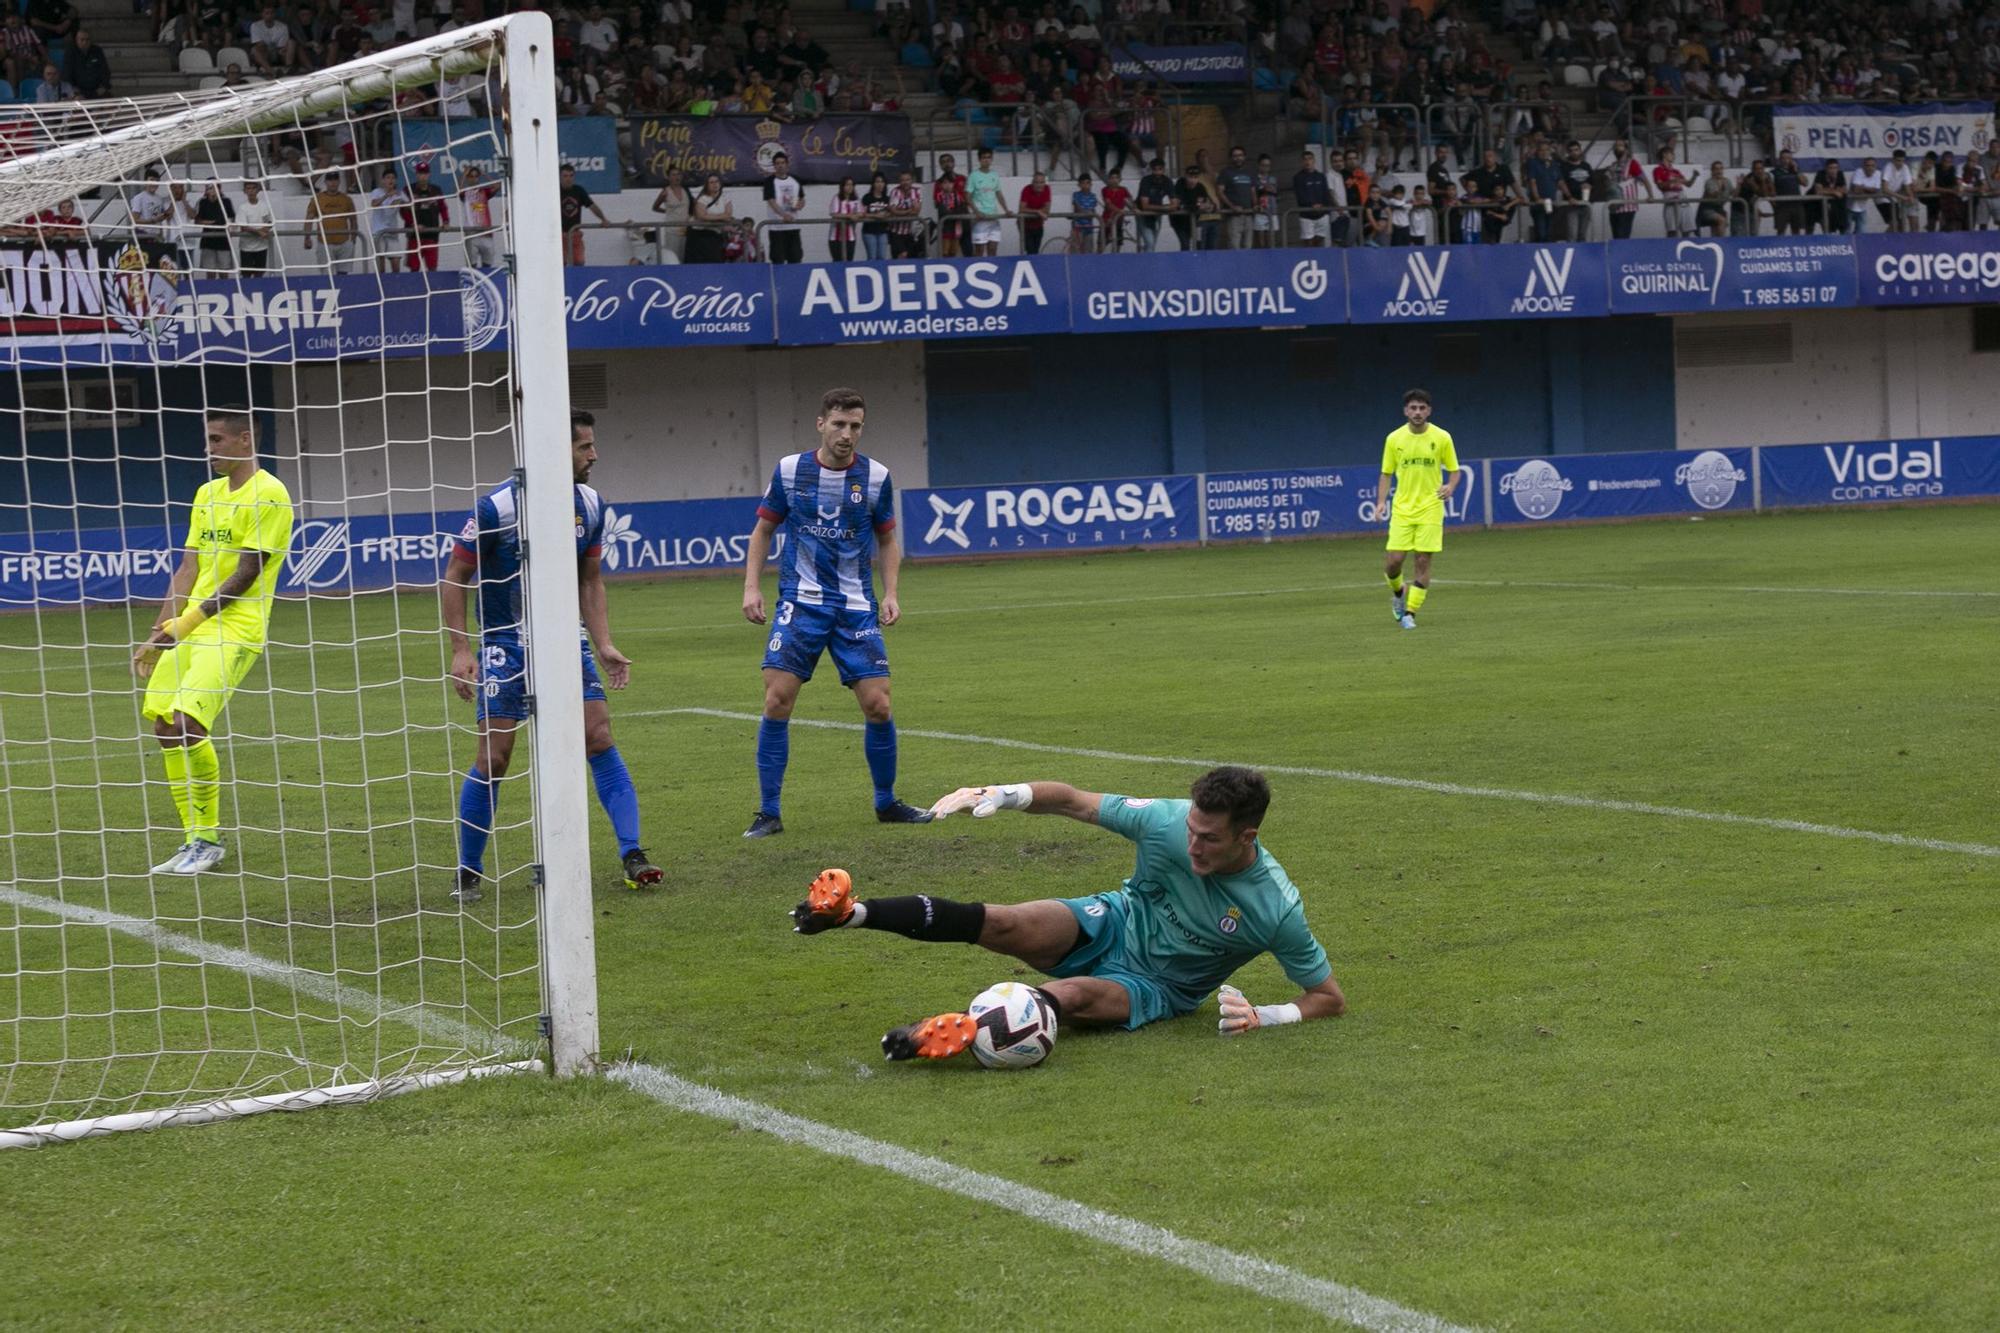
[1378,388,1462,630]
[131,407,294,875]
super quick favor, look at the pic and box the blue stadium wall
[0,367,277,535]
[922,320,1676,486]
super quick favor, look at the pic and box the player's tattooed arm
[440,551,479,700]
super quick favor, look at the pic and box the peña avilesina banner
[631,114,914,187]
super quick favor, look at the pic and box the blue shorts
[1047,891,1203,1031]
[760,599,890,687]
[476,636,606,722]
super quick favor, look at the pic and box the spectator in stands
[1218,145,1256,250]
[578,4,620,58]
[1101,169,1131,253]
[1523,140,1561,243]
[1462,148,1518,244]
[1083,77,1127,178]
[686,173,733,263]
[1606,139,1649,240]
[1733,159,1773,237]
[164,179,199,272]
[26,0,73,48]
[1653,146,1692,238]
[1065,171,1096,253]
[932,151,967,258]
[858,172,891,261]
[1937,151,1969,231]
[1340,149,1371,246]
[368,169,408,272]
[64,28,109,98]
[1168,162,1201,251]
[128,168,171,258]
[966,147,1010,257]
[1770,149,1806,236]
[1292,150,1334,249]
[248,5,299,75]
[403,162,450,271]
[1808,157,1849,234]
[1557,139,1593,241]
[460,163,502,267]
[195,183,236,275]
[1696,162,1733,238]
[233,179,273,273]
[304,174,358,273]
[1882,149,1918,233]
[1018,168,1051,254]
[1851,156,1886,233]
[1978,144,2000,230]
[826,176,861,261]
[559,162,608,266]
[1133,156,1171,252]
[1408,184,1434,246]
[1424,145,1454,201]
[1252,155,1279,251]
[1,13,44,91]
[1962,150,1994,232]
[762,152,805,262]
[34,61,74,103]
[648,167,690,262]
[888,168,924,258]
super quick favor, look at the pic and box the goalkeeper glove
[928,783,1032,820]
[1217,983,1301,1037]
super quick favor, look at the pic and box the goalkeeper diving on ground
[790,765,1345,1061]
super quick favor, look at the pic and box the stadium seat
[1687,117,1714,133]
[17,77,37,100]
[1253,67,1280,90]
[1563,63,1591,87]
[198,74,225,90]
[178,48,215,74]
[900,41,931,67]
[0,79,12,103]
[216,45,250,69]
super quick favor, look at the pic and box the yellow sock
[1385,571,1404,594]
[161,744,194,839]
[185,738,221,844]
[1406,585,1429,613]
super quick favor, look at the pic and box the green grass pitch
[3,505,1998,1330]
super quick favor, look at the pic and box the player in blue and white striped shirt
[740,386,931,837]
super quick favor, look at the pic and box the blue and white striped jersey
[756,451,897,610]
[452,479,606,639]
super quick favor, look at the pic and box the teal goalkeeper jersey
[1097,794,1332,998]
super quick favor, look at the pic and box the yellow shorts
[142,635,260,731]
[1386,514,1444,553]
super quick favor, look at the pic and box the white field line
[0,886,1468,1331]
[650,708,2000,860]
[3,574,1988,673]
[0,885,521,1057]
[606,1061,1472,1333]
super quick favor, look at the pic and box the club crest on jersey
[1219,906,1241,935]
[849,483,863,506]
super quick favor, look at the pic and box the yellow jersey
[181,469,294,647]
[1380,424,1459,523]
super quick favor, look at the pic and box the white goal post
[0,13,599,1149]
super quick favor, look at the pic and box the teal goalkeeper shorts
[1048,891,1203,1031]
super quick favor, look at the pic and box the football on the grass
[968,982,1057,1069]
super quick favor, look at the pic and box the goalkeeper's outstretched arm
[1217,973,1346,1036]
[930,781,1103,823]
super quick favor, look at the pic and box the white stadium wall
[1674,306,2000,451]
[266,343,928,520]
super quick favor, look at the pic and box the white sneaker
[151,843,196,874]
[175,840,227,875]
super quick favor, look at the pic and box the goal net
[0,13,599,1148]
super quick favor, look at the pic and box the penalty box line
[0,886,1469,1331]
[648,708,2000,860]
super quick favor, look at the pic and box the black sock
[1030,986,1064,1026]
[856,895,986,944]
